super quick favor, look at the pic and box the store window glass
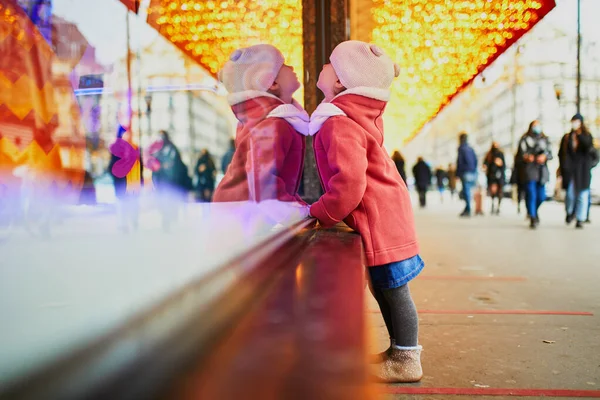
[0,0,308,388]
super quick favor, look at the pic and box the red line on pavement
[369,310,594,316]
[417,275,527,282]
[383,387,600,397]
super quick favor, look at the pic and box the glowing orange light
[147,0,304,104]
[371,0,555,143]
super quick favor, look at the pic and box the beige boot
[371,345,423,383]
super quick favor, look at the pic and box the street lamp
[576,0,582,114]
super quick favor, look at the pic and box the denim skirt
[368,254,424,290]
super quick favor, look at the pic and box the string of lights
[144,0,554,144]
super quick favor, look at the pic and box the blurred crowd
[399,113,599,229]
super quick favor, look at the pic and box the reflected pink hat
[330,40,400,89]
[218,44,285,93]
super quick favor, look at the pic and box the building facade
[86,33,236,179]
[402,1,600,181]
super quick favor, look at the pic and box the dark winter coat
[484,149,506,185]
[221,148,234,174]
[153,140,191,192]
[394,159,407,183]
[456,143,477,177]
[559,131,597,191]
[412,161,432,191]
[195,153,216,191]
[435,168,446,189]
[510,152,526,187]
[516,133,552,184]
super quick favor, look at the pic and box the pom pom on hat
[330,41,398,89]
[218,44,285,93]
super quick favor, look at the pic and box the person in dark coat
[108,126,141,232]
[152,130,190,230]
[509,151,527,216]
[516,120,552,229]
[391,150,407,183]
[558,114,598,228]
[152,130,190,195]
[221,139,235,174]
[412,157,432,208]
[585,138,599,223]
[434,167,447,202]
[483,142,506,215]
[195,149,217,202]
[456,132,478,217]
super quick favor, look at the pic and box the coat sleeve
[544,137,553,160]
[518,136,532,160]
[577,133,593,152]
[309,119,368,228]
[246,118,297,202]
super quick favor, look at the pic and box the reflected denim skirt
[368,254,424,290]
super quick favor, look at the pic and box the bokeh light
[145,0,555,145]
[371,0,555,143]
[147,0,304,104]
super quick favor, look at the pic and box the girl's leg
[372,284,423,383]
[381,284,419,347]
[368,284,395,341]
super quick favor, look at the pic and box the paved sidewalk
[368,196,600,399]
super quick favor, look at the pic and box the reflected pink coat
[310,94,419,267]
[213,96,305,203]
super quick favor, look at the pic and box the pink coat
[309,93,419,267]
[213,95,306,203]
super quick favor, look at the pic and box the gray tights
[370,284,419,347]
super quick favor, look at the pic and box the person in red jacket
[213,44,309,209]
[308,41,424,383]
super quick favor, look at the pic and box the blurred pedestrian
[558,114,598,229]
[510,151,527,216]
[434,166,446,203]
[483,142,505,215]
[108,125,141,233]
[412,157,431,208]
[221,138,235,174]
[195,149,217,202]
[456,132,478,217]
[517,120,552,229]
[584,135,598,223]
[391,150,407,183]
[152,130,191,195]
[447,163,457,199]
[152,130,190,231]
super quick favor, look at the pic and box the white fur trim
[227,90,282,106]
[392,345,422,351]
[267,102,310,135]
[308,102,347,136]
[333,86,391,102]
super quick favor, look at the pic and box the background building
[402,0,600,182]
[81,31,237,179]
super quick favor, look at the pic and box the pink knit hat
[218,44,285,93]
[330,40,400,90]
